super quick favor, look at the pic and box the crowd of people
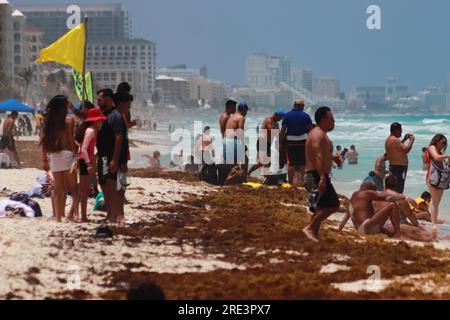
[2,90,450,243]
[38,83,134,223]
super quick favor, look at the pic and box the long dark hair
[40,95,68,153]
[429,134,448,153]
[74,101,96,144]
[75,121,93,145]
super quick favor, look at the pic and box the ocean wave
[422,119,449,125]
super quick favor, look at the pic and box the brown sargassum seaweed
[82,169,450,299]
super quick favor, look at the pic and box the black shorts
[79,159,89,176]
[304,171,340,212]
[0,135,15,151]
[97,156,117,186]
[389,165,408,194]
[286,140,306,167]
[257,139,271,157]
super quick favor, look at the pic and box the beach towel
[9,193,42,217]
[0,200,35,218]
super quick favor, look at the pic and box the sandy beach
[2,159,450,299]
[1,135,450,300]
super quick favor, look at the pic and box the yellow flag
[36,22,86,73]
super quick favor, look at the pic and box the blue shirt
[282,109,313,136]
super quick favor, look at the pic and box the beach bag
[199,164,218,185]
[427,149,450,190]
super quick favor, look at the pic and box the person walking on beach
[40,96,80,222]
[0,111,21,168]
[385,122,415,194]
[248,109,285,178]
[302,107,340,242]
[75,108,107,222]
[374,154,388,192]
[96,89,125,223]
[280,100,314,185]
[425,134,450,239]
[219,99,237,138]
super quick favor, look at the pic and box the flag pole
[82,17,88,101]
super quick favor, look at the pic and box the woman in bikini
[426,134,450,239]
[40,95,80,222]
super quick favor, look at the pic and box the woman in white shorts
[40,95,79,222]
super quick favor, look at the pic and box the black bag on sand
[217,164,234,186]
[264,173,288,186]
[199,164,219,185]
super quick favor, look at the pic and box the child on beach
[75,108,107,222]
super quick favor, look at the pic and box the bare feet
[302,227,319,243]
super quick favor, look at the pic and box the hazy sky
[13,0,450,91]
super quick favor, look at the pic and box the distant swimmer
[422,147,428,171]
[334,146,343,169]
[219,99,237,138]
[347,145,359,165]
[248,109,285,178]
[385,122,415,194]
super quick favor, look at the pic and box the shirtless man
[248,109,285,177]
[219,99,237,138]
[302,107,340,242]
[0,111,21,167]
[374,153,388,191]
[347,180,404,237]
[385,123,415,194]
[223,103,249,167]
[372,175,434,242]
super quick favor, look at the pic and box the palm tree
[17,67,34,101]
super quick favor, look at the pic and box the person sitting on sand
[410,191,444,223]
[346,180,405,237]
[143,151,161,168]
[375,175,422,227]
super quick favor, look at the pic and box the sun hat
[85,108,107,122]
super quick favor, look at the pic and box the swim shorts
[286,140,306,168]
[389,165,408,194]
[304,170,340,212]
[98,156,118,186]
